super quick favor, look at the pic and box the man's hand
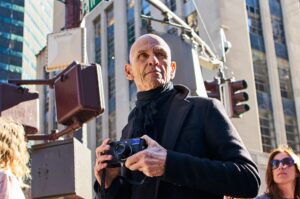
[94,138,120,189]
[125,135,167,177]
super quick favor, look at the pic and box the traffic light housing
[0,83,39,134]
[228,80,250,118]
[204,78,220,100]
[8,61,105,140]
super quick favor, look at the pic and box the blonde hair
[0,117,30,183]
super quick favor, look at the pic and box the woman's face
[272,152,298,185]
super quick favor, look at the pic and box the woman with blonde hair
[0,117,30,199]
[256,145,300,199]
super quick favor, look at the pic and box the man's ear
[125,64,134,80]
[170,61,176,79]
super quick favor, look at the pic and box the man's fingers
[95,139,111,159]
[97,154,113,164]
[125,150,145,168]
[141,135,158,147]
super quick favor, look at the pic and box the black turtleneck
[131,82,176,144]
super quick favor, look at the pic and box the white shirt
[0,169,25,199]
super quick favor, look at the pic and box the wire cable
[191,0,218,56]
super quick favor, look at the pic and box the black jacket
[95,85,260,199]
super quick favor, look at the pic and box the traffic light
[204,78,220,100]
[8,61,105,140]
[0,83,39,134]
[228,80,250,118]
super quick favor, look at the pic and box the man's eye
[138,53,148,59]
[156,52,167,58]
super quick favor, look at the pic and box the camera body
[104,138,147,167]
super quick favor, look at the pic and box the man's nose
[148,54,159,66]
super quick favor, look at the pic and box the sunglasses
[271,157,295,169]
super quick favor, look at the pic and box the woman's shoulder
[255,194,270,199]
[0,169,12,179]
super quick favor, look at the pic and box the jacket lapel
[161,95,192,150]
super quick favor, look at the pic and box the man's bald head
[125,33,176,91]
[129,34,171,64]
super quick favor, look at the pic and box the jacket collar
[160,85,192,149]
[124,84,192,150]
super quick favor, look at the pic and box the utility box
[31,138,92,198]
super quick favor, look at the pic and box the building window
[277,58,299,151]
[106,6,116,140]
[269,0,299,151]
[94,15,103,144]
[285,116,300,153]
[259,109,276,152]
[127,0,135,52]
[94,16,101,65]
[246,0,265,51]
[127,0,137,110]
[96,116,103,146]
[269,0,288,59]
[252,50,270,93]
[252,50,276,152]
[141,0,151,33]
[165,0,176,12]
[246,0,277,152]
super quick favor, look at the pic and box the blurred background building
[0,0,54,81]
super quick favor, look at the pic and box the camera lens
[114,143,131,160]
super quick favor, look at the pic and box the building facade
[0,0,24,80]
[0,0,53,81]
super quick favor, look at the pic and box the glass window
[252,50,270,93]
[259,109,276,152]
[127,0,137,110]
[96,116,103,146]
[94,16,101,65]
[269,0,282,17]
[94,15,103,143]
[166,0,176,12]
[285,116,300,153]
[246,1,265,52]
[268,0,300,151]
[251,49,276,153]
[127,0,135,52]
[106,5,116,139]
[141,0,151,33]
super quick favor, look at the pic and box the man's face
[125,34,176,92]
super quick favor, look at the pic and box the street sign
[82,0,103,14]
[46,27,84,72]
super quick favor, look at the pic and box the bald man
[94,34,260,199]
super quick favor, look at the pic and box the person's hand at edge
[94,138,120,189]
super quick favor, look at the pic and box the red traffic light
[229,80,250,118]
[204,79,220,100]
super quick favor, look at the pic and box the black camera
[104,138,147,167]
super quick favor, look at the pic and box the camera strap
[118,175,147,185]
[99,168,146,199]
[100,169,106,199]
